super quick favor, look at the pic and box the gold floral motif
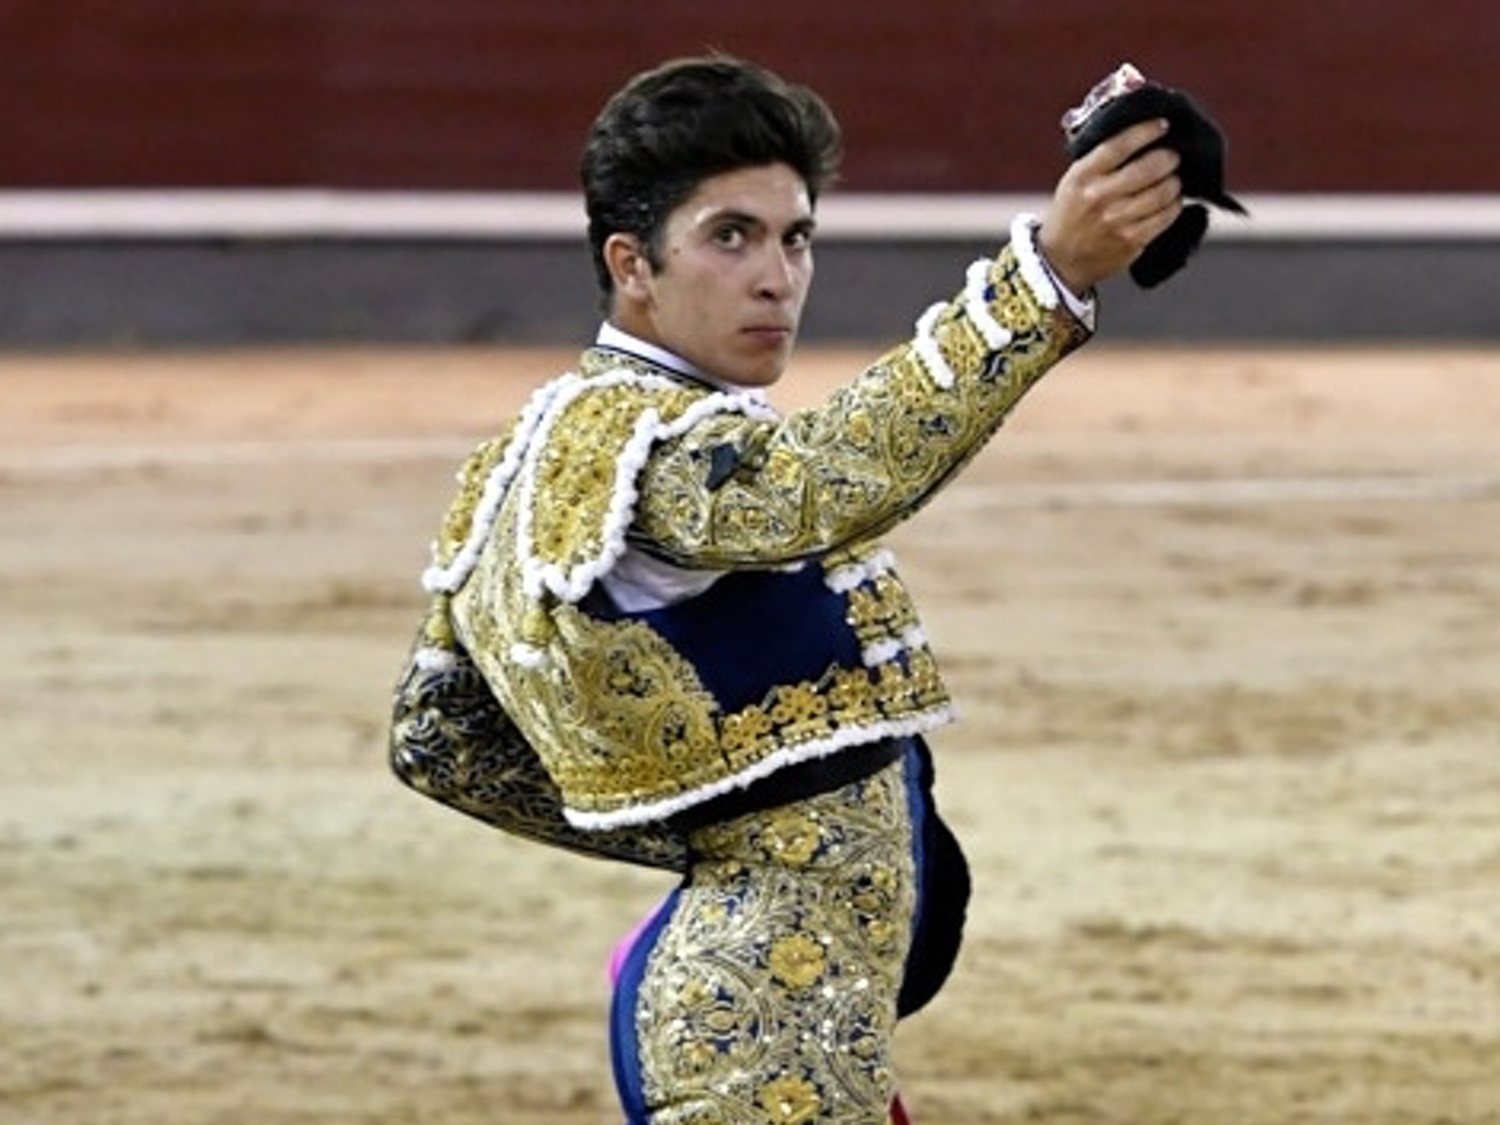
[768,933,827,990]
[845,587,880,633]
[761,810,822,867]
[844,407,877,451]
[527,382,701,569]
[757,1075,822,1125]
[906,647,947,708]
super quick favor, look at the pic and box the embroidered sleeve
[389,618,689,871]
[631,223,1092,567]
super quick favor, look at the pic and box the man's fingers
[1121,198,1184,248]
[1110,146,1180,195]
[1077,117,1171,175]
[1071,145,1178,216]
[1105,174,1182,226]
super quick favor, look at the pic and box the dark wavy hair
[580,56,843,303]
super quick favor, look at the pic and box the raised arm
[629,221,1084,567]
[631,120,1183,569]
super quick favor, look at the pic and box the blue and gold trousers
[611,739,968,1124]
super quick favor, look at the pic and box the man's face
[624,163,815,387]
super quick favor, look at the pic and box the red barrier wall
[2,1,1493,191]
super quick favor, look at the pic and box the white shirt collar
[594,323,736,390]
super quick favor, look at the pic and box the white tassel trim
[962,258,1013,351]
[823,546,897,593]
[561,704,956,830]
[422,373,573,594]
[412,647,458,672]
[1009,212,1060,311]
[512,370,658,603]
[862,639,904,667]
[859,626,928,668]
[911,301,956,389]
[824,565,865,595]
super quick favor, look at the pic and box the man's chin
[734,343,795,387]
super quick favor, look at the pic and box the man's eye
[714,226,747,248]
[785,229,813,251]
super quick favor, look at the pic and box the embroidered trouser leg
[612,753,918,1124]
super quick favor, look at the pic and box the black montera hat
[1063,64,1247,287]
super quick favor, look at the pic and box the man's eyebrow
[696,208,816,233]
[700,208,766,230]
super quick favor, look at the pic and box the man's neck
[594,322,739,391]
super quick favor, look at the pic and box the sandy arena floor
[1,344,1497,1124]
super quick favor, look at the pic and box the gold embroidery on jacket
[439,241,1084,824]
[457,557,949,816]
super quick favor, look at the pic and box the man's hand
[1038,118,1184,294]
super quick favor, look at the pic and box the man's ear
[603,233,653,302]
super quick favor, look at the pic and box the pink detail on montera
[1061,62,1148,138]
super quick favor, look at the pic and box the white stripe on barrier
[0,191,1497,242]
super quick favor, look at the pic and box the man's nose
[754,245,795,298]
